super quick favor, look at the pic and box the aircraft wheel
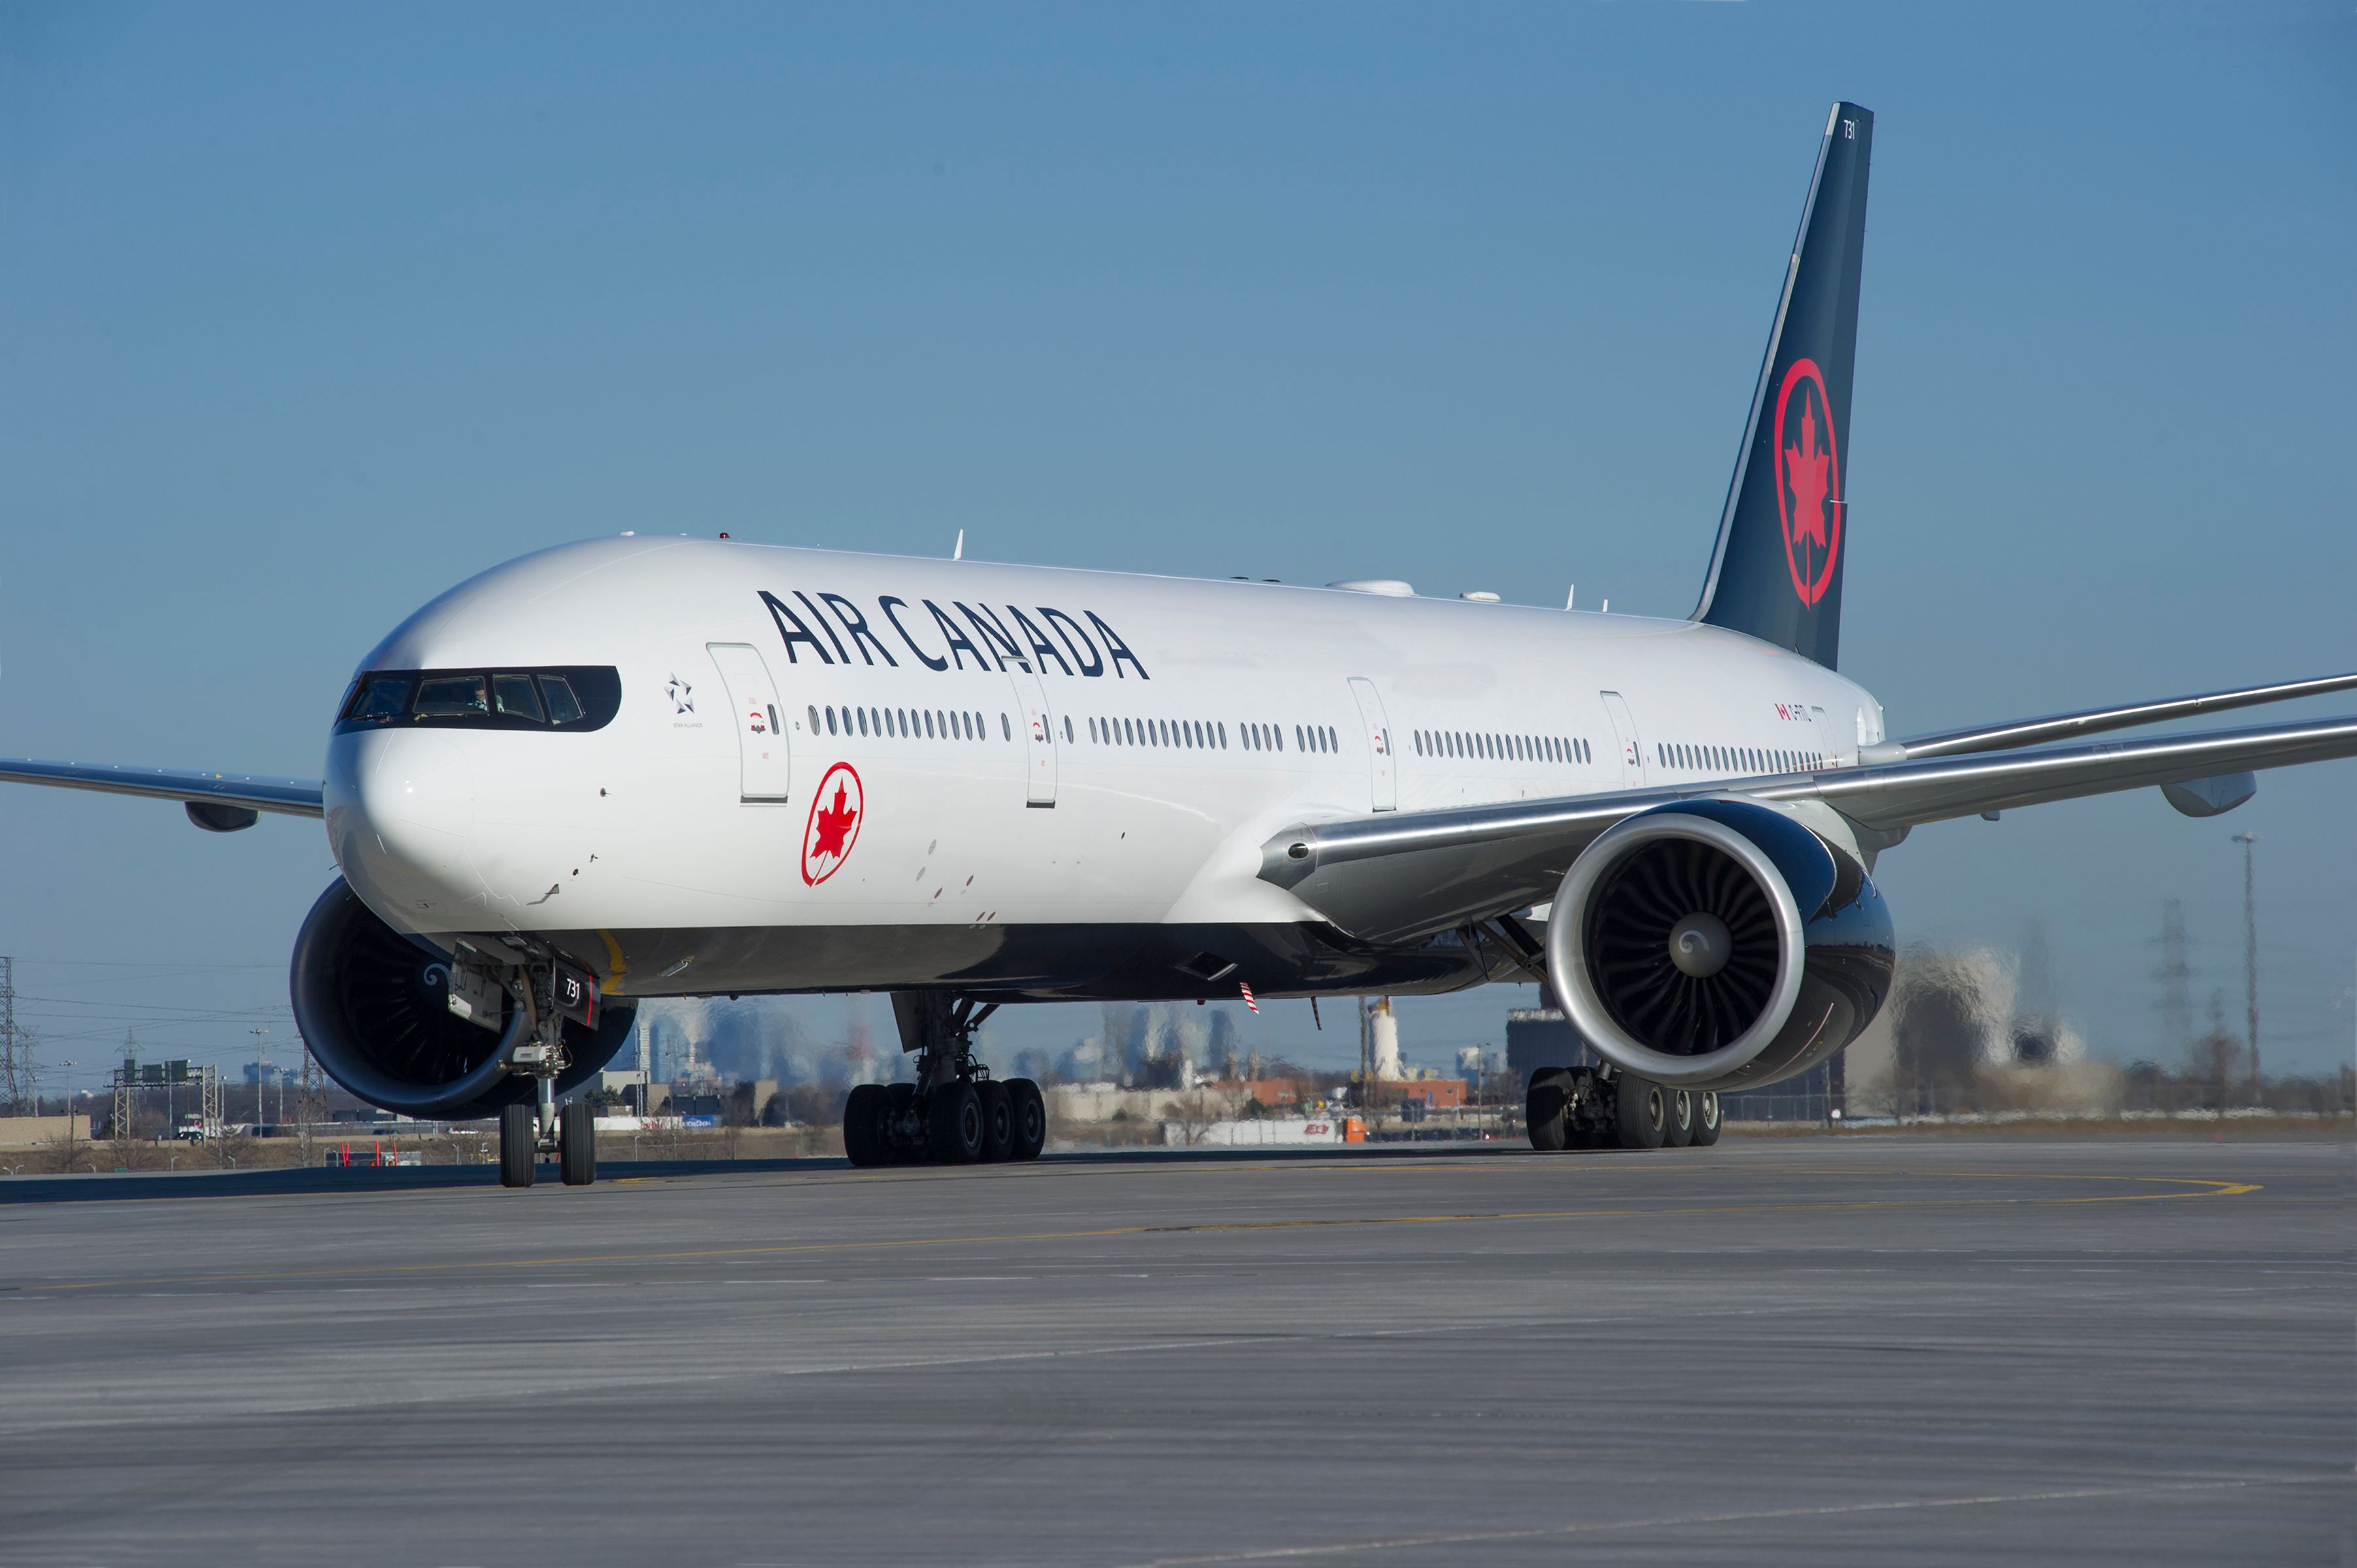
[927,1081,985,1164]
[887,1083,920,1164]
[1006,1078,1047,1160]
[1614,1074,1668,1150]
[1664,1088,1696,1149]
[1525,1068,1574,1152]
[559,1098,596,1186]
[1692,1091,1722,1147]
[499,1102,536,1188]
[843,1083,887,1168]
[975,1080,1015,1162]
[1566,1069,1608,1148]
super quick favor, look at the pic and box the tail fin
[1694,102,1873,669]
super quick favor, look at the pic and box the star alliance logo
[667,674,695,715]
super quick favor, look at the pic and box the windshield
[336,666,621,733]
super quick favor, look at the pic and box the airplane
[7,101,2354,1186]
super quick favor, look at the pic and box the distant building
[1505,1008,1843,1122]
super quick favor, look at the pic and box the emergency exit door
[1347,677,1397,811]
[1004,663,1058,806]
[708,643,793,802]
[1598,691,1647,789]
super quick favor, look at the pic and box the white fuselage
[325,536,1880,1001]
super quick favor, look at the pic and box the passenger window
[539,675,584,725]
[414,675,489,718]
[493,674,545,723]
[345,676,412,722]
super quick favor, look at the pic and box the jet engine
[1544,799,1894,1091]
[289,879,633,1120]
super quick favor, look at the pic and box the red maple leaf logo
[810,781,857,861]
[1772,359,1841,606]
[800,762,864,886]
[1785,402,1832,553]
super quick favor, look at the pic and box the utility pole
[59,1060,76,1146]
[2231,831,2261,1094]
[2151,899,2193,1063]
[250,1028,269,1132]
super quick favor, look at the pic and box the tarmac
[1,1137,2349,1566]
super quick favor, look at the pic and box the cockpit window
[345,676,412,723]
[492,674,544,723]
[413,675,489,718]
[538,674,585,725]
[335,666,621,734]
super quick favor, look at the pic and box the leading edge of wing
[0,758,325,819]
[1260,712,2357,944]
[1885,670,2357,760]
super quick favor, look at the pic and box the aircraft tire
[1614,1074,1668,1151]
[975,1080,1015,1162]
[1664,1089,1696,1149]
[1692,1091,1722,1147]
[1525,1068,1574,1152]
[499,1102,536,1188]
[927,1081,985,1164]
[559,1098,596,1186]
[842,1083,887,1167]
[1006,1078,1047,1160]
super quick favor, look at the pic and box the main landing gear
[1525,1065,1720,1153]
[842,994,1047,1168]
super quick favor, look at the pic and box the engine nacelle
[1544,799,1894,1091]
[289,879,634,1120]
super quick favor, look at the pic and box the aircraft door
[1003,664,1058,806]
[1598,690,1647,789]
[707,643,793,802]
[1346,677,1397,811]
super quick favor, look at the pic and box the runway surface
[1,1138,2349,1566]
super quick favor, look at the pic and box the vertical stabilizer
[1693,102,1873,669]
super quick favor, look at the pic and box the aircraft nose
[325,729,481,924]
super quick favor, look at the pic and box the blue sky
[3,3,2352,1085]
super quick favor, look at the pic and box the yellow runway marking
[18,1171,2259,1295]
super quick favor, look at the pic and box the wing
[1877,670,2357,760]
[0,758,324,832]
[1259,711,2357,945]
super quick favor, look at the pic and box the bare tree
[1161,1090,1221,1147]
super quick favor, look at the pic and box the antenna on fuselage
[953,529,964,561]
[1565,584,1575,611]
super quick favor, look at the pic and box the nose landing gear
[495,963,601,1188]
[842,994,1047,1168]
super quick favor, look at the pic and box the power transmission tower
[0,956,25,1114]
[2151,900,2193,1063]
[2231,831,2261,1091]
[297,1030,323,1163]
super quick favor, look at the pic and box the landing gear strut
[495,962,597,1188]
[843,994,1047,1168]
